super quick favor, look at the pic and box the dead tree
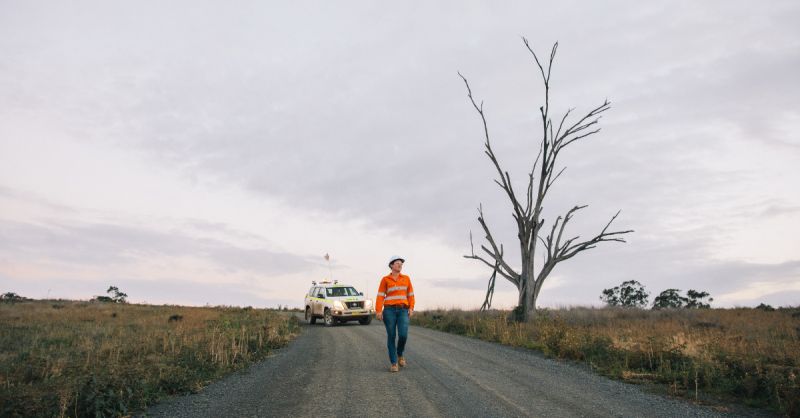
[461,39,633,321]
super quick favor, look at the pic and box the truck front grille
[346,302,364,309]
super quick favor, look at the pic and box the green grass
[0,300,300,417]
[412,307,800,415]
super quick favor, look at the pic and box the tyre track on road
[145,320,773,418]
[411,327,616,416]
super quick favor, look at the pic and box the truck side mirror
[317,293,325,299]
[358,292,363,296]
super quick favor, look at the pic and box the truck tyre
[323,309,334,327]
[306,307,316,325]
[359,316,372,325]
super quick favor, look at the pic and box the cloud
[0,185,79,215]
[1,1,798,308]
[430,276,493,291]
[538,237,800,308]
[761,205,800,218]
[0,219,315,277]
[716,280,800,304]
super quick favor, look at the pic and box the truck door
[307,286,317,313]
[314,287,325,316]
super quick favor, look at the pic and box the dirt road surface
[145,320,770,417]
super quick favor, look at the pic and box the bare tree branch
[480,258,498,311]
[557,210,633,262]
[464,251,517,283]
[459,73,526,222]
[463,205,520,287]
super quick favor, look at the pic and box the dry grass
[0,300,300,417]
[413,306,800,415]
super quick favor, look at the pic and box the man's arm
[407,278,415,317]
[376,277,387,320]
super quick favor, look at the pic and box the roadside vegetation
[412,306,800,415]
[0,299,300,417]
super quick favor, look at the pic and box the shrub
[1,292,31,303]
[600,280,649,308]
[91,286,128,304]
[685,290,713,309]
[652,289,687,309]
[652,289,712,309]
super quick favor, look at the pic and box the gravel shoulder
[144,320,775,417]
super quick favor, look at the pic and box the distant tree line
[1,292,32,303]
[2,285,130,304]
[600,280,713,309]
[92,286,128,303]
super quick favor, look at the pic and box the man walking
[376,255,415,372]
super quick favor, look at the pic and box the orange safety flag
[376,274,415,313]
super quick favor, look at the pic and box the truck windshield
[326,287,359,297]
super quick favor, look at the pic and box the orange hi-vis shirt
[376,273,415,313]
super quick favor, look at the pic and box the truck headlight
[364,299,373,309]
[333,300,345,310]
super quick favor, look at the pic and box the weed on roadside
[0,301,300,417]
[412,307,800,415]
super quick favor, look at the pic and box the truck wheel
[324,309,334,327]
[306,307,316,325]
[359,316,372,325]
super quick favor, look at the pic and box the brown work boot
[398,356,407,367]
[389,364,399,372]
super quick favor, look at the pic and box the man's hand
[408,310,413,318]
[376,312,382,321]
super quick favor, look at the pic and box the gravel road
[145,319,772,417]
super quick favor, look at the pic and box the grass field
[0,300,300,417]
[412,307,800,416]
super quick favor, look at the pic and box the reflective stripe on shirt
[384,295,408,301]
[386,285,408,293]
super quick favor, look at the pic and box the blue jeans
[382,306,409,365]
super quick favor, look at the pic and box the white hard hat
[388,255,405,266]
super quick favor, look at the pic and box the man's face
[390,260,403,273]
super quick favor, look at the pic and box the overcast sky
[1,1,798,309]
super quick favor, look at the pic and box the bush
[1,292,31,303]
[652,289,687,309]
[756,303,775,312]
[652,289,712,310]
[600,280,649,308]
[91,286,128,304]
[685,290,713,309]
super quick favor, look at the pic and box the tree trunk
[514,283,538,322]
[525,291,537,321]
[517,255,538,322]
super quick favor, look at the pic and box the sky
[1,1,799,310]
